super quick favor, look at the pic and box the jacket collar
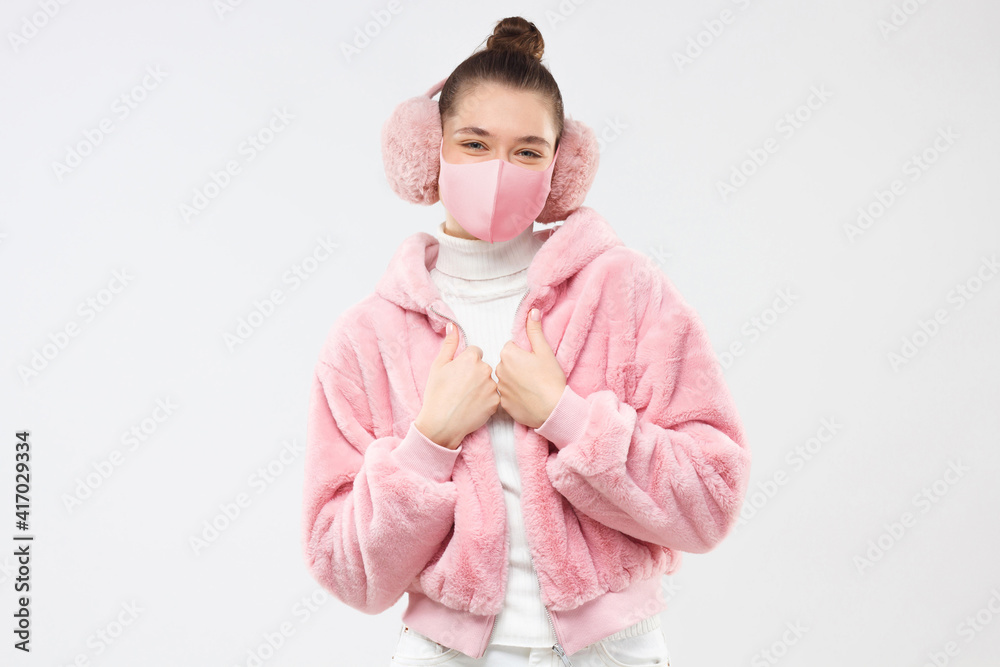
[374,206,624,322]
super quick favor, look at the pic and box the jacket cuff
[391,422,462,483]
[533,384,591,449]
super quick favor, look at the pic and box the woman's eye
[462,142,540,159]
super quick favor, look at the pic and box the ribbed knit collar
[375,206,626,318]
[432,221,545,280]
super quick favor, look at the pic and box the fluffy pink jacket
[300,205,751,656]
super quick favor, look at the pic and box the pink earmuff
[380,77,600,223]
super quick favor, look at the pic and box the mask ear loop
[430,77,447,165]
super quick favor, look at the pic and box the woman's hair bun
[486,16,544,61]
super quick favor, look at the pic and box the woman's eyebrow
[453,126,551,149]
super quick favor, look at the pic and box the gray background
[2,1,998,666]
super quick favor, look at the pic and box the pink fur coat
[300,205,751,657]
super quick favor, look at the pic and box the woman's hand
[495,308,566,429]
[414,322,500,450]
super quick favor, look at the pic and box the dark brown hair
[439,16,565,150]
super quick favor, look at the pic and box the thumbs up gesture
[414,322,501,450]
[495,308,567,429]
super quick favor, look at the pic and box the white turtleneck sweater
[427,220,556,648]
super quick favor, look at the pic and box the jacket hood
[374,206,625,320]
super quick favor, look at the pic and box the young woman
[301,16,751,667]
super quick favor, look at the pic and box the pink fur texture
[380,78,600,223]
[300,205,752,658]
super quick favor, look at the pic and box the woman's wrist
[414,416,458,450]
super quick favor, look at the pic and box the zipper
[433,285,573,664]
[481,588,571,665]
[484,609,498,655]
[512,282,574,663]
[542,600,573,666]
[428,303,468,348]
[513,286,530,327]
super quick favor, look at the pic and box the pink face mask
[438,139,560,243]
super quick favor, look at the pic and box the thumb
[435,321,460,366]
[524,308,551,355]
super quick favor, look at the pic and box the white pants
[390,613,670,666]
